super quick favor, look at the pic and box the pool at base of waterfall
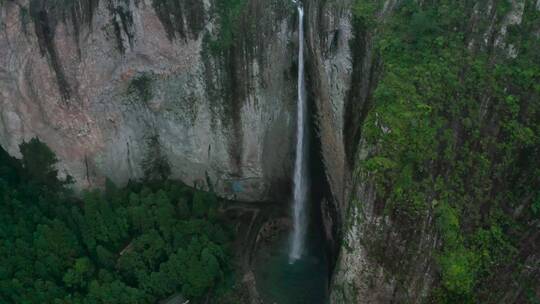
[253,226,328,304]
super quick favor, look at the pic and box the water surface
[254,226,328,304]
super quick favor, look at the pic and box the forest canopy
[0,139,235,303]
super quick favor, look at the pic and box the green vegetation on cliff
[128,73,154,104]
[353,0,540,302]
[0,139,235,303]
[210,0,248,53]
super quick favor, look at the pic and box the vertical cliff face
[302,0,354,264]
[0,0,297,202]
[326,0,540,303]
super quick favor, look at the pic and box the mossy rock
[127,72,154,103]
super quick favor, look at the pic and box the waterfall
[289,3,309,263]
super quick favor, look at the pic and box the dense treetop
[0,139,236,303]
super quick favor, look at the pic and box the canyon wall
[327,0,540,303]
[0,0,297,202]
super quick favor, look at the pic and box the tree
[142,135,171,182]
[19,138,60,188]
[177,197,191,219]
[96,245,115,268]
[63,257,95,289]
[33,220,81,280]
[192,191,217,218]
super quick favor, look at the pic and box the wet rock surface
[0,0,296,202]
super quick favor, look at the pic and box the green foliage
[192,190,218,218]
[210,0,248,53]
[355,0,540,301]
[128,72,154,103]
[19,6,31,34]
[434,203,517,302]
[19,138,60,187]
[352,0,382,29]
[0,141,234,303]
[63,257,95,288]
[0,147,22,185]
[532,194,540,217]
[435,203,476,301]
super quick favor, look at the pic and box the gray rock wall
[0,0,297,202]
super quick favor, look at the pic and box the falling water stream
[252,3,329,303]
[289,3,309,263]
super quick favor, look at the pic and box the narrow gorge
[0,0,539,303]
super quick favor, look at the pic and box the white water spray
[289,3,309,263]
